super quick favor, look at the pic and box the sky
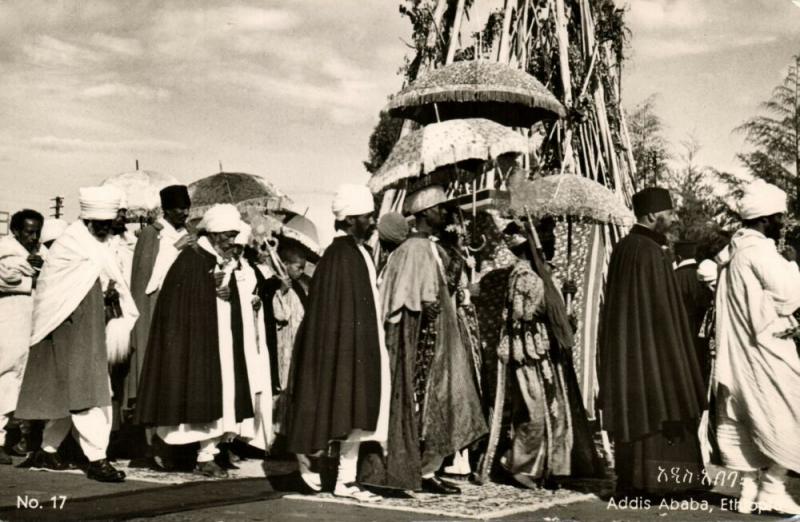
[1,0,799,245]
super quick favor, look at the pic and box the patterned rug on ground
[23,458,268,485]
[284,480,604,520]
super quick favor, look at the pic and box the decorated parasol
[368,118,528,194]
[277,215,321,262]
[101,169,180,220]
[188,172,295,220]
[508,173,634,226]
[509,172,633,313]
[387,60,566,127]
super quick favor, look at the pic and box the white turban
[737,179,787,220]
[197,204,242,233]
[332,184,374,221]
[697,259,718,283]
[79,186,121,220]
[40,218,69,244]
[234,221,251,245]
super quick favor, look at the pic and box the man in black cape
[599,187,706,496]
[283,184,388,501]
[673,241,713,386]
[135,204,254,478]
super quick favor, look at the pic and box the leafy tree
[626,95,671,189]
[364,110,404,174]
[667,137,732,259]
[735,55,800,214]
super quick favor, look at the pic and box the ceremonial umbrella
[188,172,296,220]
[101,169,180,220]
[387,60,566,127]
[508,173,633,226]
[367,118,528,193]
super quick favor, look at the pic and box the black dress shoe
[0,448,12,465]
[9,435,31,456]
[214,448,240,470]
[86,459,126,482]
[22,450,70,471]
[421,476,461,495]
[195,460,228,478]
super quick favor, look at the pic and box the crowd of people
[0,177,797,513]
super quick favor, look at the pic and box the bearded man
[16,187,138,482]
[599,187,706,496]
[135,204,256,478]
[360,185,487,495]
[0,209,43,464]
[714,180,800,515]
[283,184,389,501]
[127,185,192,407]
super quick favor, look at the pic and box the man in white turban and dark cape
[283,184,389,501]
[16,187,137,482]
[713,179,800,515]
[135,204,256,478]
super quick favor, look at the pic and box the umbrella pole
[566,216,573,314]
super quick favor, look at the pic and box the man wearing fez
[673,240,714,386]
[127,185,192,411]
[284,184,389,501]
[599,187,706,496]
[136,204,255,478]
[16,187,138,482]
[714,180,800,515]
[360,185,487,495]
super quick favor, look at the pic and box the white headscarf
[332,184,373,220]
[197,204,242,233]
[41,218,69,244]
[697,259,718,283]
[737,179,787,220]
[235,222,251,245]
[79,186,121,220]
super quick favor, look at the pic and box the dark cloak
[134,245,252,426]
[283,235,382,455]
[599,225,706,492]
[674,263,713,385]
[126,222,161,404]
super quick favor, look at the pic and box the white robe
[145,218,187,295]
[0,236,34,415]
[714,228,800,472]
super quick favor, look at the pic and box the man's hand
[252,296,262,312]
[562,279,578,297]
[279,276,292,294]
[216,284,231,301]
[422,301,440,322]
[27,254,44,270]
[174,234,197,250]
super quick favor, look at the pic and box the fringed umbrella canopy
[368,118,527,193]
[509,173,634,225]
[188,172,294,220]
[101,169,180,219]
[277,214,321,262]
[387,61,566,127]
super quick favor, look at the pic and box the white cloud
[634,34,779,60]
[80,82,170,101]
[89,33,143,57]
[628,0,707,31]
[23,35,101,66]
[30,136,187,153]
